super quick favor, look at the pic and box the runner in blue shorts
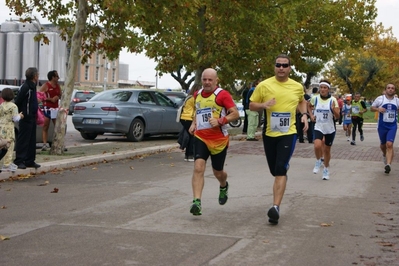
[371,83,399,174]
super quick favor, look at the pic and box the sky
[0,0,398,89]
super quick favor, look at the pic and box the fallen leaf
[170,163,175,167]
[1,206,6,209]
[377,241,394,247]
[320,223,333,227]
[92,167,98,170]
[0,235,10,240]
[38,181,50,186]
[129,166,134,170]
[51,188,59,193]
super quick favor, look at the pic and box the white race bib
[270,112,290,133]
[196,107,212,130]
[383,110,396,123]
[352,106,359,114]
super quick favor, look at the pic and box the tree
[325,24,399,99]
[6,0,143,155]
[132,0,377,92]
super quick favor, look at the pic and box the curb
[0,144,179,181]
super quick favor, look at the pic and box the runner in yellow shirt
[250,54,309,225]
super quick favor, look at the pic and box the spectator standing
[14,67,41,169]
[337,95,344,125]
[188,68,239,216]
[249,54,308,225]
[241,86,249,134]
[307,87,319,144]
[350,92,367,145]
[370,84,399,174]
[40,70,61,151]
[0,88,23,172]
[296,87,311,143]
[309,80,340,180]
[245,81,260,141]
[179,84,201,162]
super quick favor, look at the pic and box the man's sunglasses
[275,63,290,68]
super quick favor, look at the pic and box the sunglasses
[275,63,290,68]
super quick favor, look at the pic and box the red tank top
[43,82,61,108]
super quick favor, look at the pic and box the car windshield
[75,91,95,101]
[91,90,133,102]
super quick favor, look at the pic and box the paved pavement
[0,123,398,265]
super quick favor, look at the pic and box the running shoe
[385,164,391,174]
[187,156,194,162]
[347,137,350,142]
[190,199,202,216]
[383,156,387,165]
[41,143,50,151]
[322,167,330,180]
[267,206,280,225]
[218,182,229,205]
[313,160,322,174]
[350,141,356,145]
[360,135,364,141]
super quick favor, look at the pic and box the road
[1,124,398,265]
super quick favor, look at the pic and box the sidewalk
[0,123,394,181]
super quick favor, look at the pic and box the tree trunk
[50,0,88,155]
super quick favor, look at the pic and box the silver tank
[5,32,23,80]
[54,34,67,82]
[0,32,6,81]
[38,31,57,80]
[22,32,39,79]
[1,21,19,32]
[18,21,40,32]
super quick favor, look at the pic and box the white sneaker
[347,137,350,141]
[322,167,330,180]
[41,143,50,151]
[10,163,18,172]
[313,159,322,174]
[2,163,17,172]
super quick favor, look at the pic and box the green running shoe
[190,199,202,216]
[218,182,229,205]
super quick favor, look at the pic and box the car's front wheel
[80,132,98,140]
[127,118,145,142]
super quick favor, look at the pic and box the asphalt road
[1,124,398,265]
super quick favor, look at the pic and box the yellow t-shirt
[250,77,304,137]
[180,96,194,121]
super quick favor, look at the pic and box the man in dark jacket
[14,67,41,169]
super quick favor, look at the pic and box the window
[154,92,174,107]
[95,67,99,81]
[112,69,115,82]
[96,54,100,65]
[94,90,132,102]
[138,92,156,105]
[84,65,89,80]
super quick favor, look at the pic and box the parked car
[72,89,182,142]
[162,91,187,106]
[0,84,55,145]
[69,90,96,115]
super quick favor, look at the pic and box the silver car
[72,89,182,142]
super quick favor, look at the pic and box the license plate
[83,119,101,124]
